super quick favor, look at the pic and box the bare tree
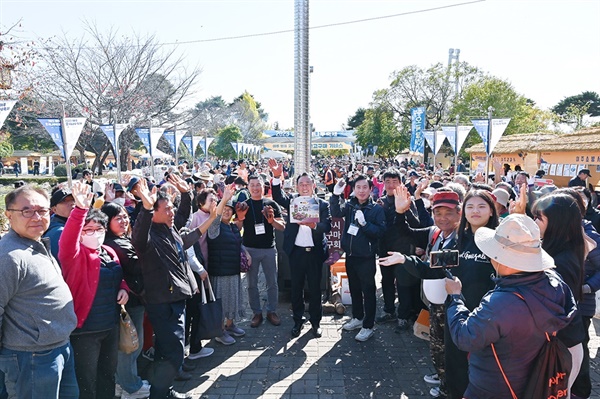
[32,21,201,172]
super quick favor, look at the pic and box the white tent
[260,150,291,159]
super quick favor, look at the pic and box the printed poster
[290,196,320,224]
[562,164,572,177]
[569,164,577,177]
[555,164,564,176]
[549,164,557,175]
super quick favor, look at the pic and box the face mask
[81,232,105,250]
[113,198,125,207]
[422,198,431,209]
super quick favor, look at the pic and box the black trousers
[290,246,323,326]
[572,315,592,397]
[346,256,377,329]
[397,283,425,320]
[378,263,398,315]
[70,324,119,399]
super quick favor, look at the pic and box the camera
[429,250,460,268]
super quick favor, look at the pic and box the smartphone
[429,250,460,268]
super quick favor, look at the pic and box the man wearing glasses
[0,185,79,398]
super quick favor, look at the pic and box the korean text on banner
[38,118,65,157]
[63,118,87,159]
[410,107,426,155]
[0,100,17,128]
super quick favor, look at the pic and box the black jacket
[104,233,144,306]
[272,182,332,263]
[330,194,386,258]
[132,192,200,305]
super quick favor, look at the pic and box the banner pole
[454,115,459,174]
[485,106,494,181]
[114,121,122,182]
[61,104,73,188]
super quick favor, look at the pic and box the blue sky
[1,0,599,131]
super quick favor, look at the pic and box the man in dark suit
[269,159,332,338]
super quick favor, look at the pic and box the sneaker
[343,318,363,331]
[226,324,246,337]
[122,380,151,399]
[141,347,154,362]
[430,386,442,397]
[423,373,440,385]
[115,384,123,398]
[215,331,236,345]
[187,347,214,360]
[394,318,410,333]
[355,327,374,342]
[375,313,397,323]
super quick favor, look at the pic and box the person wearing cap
[444,214,576,399]
[330,175,386,342]
[44,185,76,261]
[269,160,332,339]
[234,175,285,329]
[405,170,420,196]
[491,188,510,219]
[0,185,79,398]
[569,168,592,188]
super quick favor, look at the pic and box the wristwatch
[450,294,462,301]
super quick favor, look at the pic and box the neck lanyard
[250,199,263,223]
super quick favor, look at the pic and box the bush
[53,164,67,176]
[0,176,68,186]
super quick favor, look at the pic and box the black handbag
[194,279,223,340]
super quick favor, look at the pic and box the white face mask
[112,198,126,207]
[81,232,105,250]
[422,198,431,209]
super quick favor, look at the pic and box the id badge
[255,223,266,235]
[347,224,359,236]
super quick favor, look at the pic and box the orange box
[330,259,346,276]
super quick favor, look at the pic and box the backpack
[491,290,572,399]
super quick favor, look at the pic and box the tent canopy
[260,149,291,159]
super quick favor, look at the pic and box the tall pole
[432,125,437,170]
[61,104,73,187]
[113,121,122,182]
[454,115,459,174]
[294,0,310,175]
[149,122,155,179]
[485,106,494,180]
[204,129,209,163]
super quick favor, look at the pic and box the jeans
[246,247,279,314]
[116,304,145,394]
[146,300,186,398]
[290,246,323,326]
[70,325,119,399]
[0,342,79,399]
[345,256,377,329]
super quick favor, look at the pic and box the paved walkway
[160,271,600,398]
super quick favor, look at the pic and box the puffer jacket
[447,270,576,399]
[330,194,386,258]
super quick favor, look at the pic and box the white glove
[333,180,345,196]
[355,210,366,226]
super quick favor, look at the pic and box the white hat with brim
[474,214,555,272]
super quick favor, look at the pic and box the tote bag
[119,305,140,354]
[194,279,224,341]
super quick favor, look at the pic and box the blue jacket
[581,220,600,317]
[447,270,576,399]
[330,194,386,258]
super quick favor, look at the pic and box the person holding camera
[330,175,386,342]
[380,187,498,398]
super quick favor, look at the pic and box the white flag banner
[489,118,511,155]
[205,137,215,153]
[0,100,17,128]
[422,130,435,154]
[63,117,87,158]
[150,127,165,157]
[116,123,128,143]
[442,126,472,154]
[434,130,446,155]
[175,130,187,154]
[192,136,204,154]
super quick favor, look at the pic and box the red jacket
[59,206,128,328]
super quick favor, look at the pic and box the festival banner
[38,118,65,157]
[434,130,446,155]
[471,118,511,155]
[422,130,434,154]
[442,125,472,154]
[135,128,151,153]
[0,100,17,128]
[150,128,165,157]
[181,135,193,156]
[410,107,426,155]
[63,118,87,159]
[100,125,117,151]
[163,130,176,154]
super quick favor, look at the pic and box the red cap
[431,191,460,209]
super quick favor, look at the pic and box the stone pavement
[160,271,600,399]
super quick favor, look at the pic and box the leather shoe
[251,313,263,328]
[266,312,281,326]
[174,370,192,381]
[291,323,303,338]
[168,389,193,399]
[312,326,323,338]
[181,362,196,372]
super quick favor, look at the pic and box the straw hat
[474,214,554,272]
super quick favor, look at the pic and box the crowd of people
[0,155,599,399]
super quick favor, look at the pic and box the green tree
[346,108,365,130]
[230,92,268,144]
[213,125,242,160]
[356,105,408,159]
[552,91,600,129]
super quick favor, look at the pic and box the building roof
[530,127,600,152]
[465,132,558,154]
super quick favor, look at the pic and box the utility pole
[294,0,310,175]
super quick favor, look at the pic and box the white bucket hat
[474,214,555,272]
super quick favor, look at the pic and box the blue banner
[163,130,176,153]
[135,128,151,153]
[410,107,426,155]
[471,119,489,154]
[181,135,193,157]
[38,118,65,157]
[422,130,435,153]
[99,125,116,150]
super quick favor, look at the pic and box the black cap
[127,177,141,192]
[408,171,419,178]
[579,168,592,177]
[113,183,125,192]
[50,188,73,207]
